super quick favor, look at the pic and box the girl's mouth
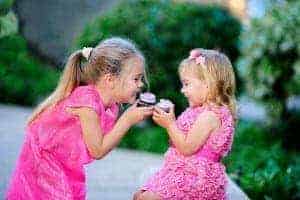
[134,91,141,100]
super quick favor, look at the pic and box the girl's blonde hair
[179,48,237,119]
[28,37,147,123]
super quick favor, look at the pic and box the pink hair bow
[189,49,206,65]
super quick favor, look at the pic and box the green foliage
[0,0,17,38]
[0,0,58,106]
[0,11,17,38]
[75,0,241,113]
[237,1,300,100]
[0,0,14,15]
[237,1,300,148]
[237,4,300,111]
[0,34,59,105]
[224,121,300,200]
[119,122,169,154]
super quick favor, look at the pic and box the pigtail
[27,50,83,124]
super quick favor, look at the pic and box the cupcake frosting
[156,99,173,111]
[139,92,156,104]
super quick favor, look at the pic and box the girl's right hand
[121,102,153,126]
[152,105,176,129]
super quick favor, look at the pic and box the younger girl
[6,37,153,199]
[135,49,236,200]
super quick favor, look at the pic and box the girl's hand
[66,106,85,116]
[152,105,176,129]
[121,102,153,126]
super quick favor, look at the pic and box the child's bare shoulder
[195,110,220,130]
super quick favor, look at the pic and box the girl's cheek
[181,85,186,93]
[185,86,190,94]
[129,97,136,104]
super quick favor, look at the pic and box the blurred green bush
[236,1,300,149]
[119,122,169,153]
[75,0,241,114]
[0,1,59,106]
[224,121,300,200]
[0,0,17,38]
[0,0,14,15]
[0,34,59,105]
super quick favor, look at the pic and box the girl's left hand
[66,106,85,116]
[152,105,176,129]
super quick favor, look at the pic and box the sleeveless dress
[142,105,234,200]
[6,85,119,200]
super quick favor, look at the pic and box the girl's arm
[68,104,152,159]
[153,107,220,156]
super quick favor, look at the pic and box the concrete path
[0,104,249,199]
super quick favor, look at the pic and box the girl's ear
[103,74,118,89]
[203,80,209,89]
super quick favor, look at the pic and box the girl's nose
[138,80,144,88]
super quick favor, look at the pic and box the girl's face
[115,56,145,104]
[180,67,209,107]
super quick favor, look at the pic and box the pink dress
[6,85,119,200]
[142,105,234,200]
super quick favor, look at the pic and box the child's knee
[135,191,160,200]
[133,190,144,200]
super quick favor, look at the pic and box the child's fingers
[152,116,162,125]
[128,101,138,110]
[139,106,154,113]
[166,106,175,117]
[66,107,81,116]
[132,100,139,107]
[66,107,75,114]
[145,105,154,111]
[153,111,162,118]
[154,106,164,114]
[170,104,175,113]
[155,109,169,118]
[152,111,158,117]
[152,115,158,121]
[155,111,166,118]
[144,110,153,116]
[134,106,153,118]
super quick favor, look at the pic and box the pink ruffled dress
[142,105,234,200]
[6,85,119,200]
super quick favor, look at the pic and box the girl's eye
[183,82,188,86]
[135,75,144,82]
[134,77,142,83]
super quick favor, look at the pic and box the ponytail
[27,50,83,124]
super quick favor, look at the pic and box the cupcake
[156,99,173,113]
[137,92,156,107]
